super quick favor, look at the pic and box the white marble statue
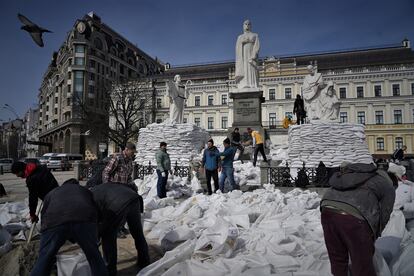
[302,64,326,120]
[235,19,260,90]
[167,74,188,123]
[320,81,340,121]
[302,65,341,122]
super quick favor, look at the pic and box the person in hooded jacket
[92,182,150,275]
[320,162,395,276]
[11,161,58,223]
[30,179,107,276]
[201,139,221,195]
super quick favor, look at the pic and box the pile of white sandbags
[233,161,260,187]
[138,187,332,276]
[0,199,35,256]
[288,122,373,168]
[135,122,210,166]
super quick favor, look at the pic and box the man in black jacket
[320,162,395,276]
[92,182,149,276]
[30,179,107,276]
[11,161,58,223]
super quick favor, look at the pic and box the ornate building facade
[153,40,414,157]
[37,12,162,158]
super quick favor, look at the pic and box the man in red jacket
[11,161,58,222]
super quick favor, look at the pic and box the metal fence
[133,160,191,180]
[78,161,106,181]
[266,161,332,188]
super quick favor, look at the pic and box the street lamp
[3,104,19,119]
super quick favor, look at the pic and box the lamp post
[3,104,21,159]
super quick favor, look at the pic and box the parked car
[47,155,71,171]
[39,153,56,166]
[22,157,41,166]
[0,158,14,173]
[57,153,83,168]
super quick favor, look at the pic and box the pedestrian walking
[92,182,150,275]
[201,139,221,195]
[320,162,395,276]
[11,161,58,223]
[155,141,171,198]
[246,128,268,167]
[30,179,108,276]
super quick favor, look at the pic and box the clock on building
[76,22,86,34]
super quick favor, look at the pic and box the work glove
[30,214,39,223]
[161,172,166,178]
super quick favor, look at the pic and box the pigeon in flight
[18,13,52,47]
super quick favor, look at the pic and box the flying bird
[18,13,52,47]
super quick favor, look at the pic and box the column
[386,135,394,154]
[367,135,375,154]
[367,104,374,124]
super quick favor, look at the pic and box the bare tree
[74,78,155,150]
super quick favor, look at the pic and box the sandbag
[0,226,12,256]
[391,242,414,276]
[373,249,392,276]
[190,173,203,194]
[57,252,92,276]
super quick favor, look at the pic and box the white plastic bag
[191,173,203,194]
[373,249,392,276]
[57,252,92,276]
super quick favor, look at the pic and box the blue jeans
[30,222,107,276]
[156,169,168,198]
[219,167,239,192]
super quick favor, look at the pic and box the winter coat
[231,132,241,143]
[155,149,171,172]
[91,182,140,234]
[293,98,305,114]
[40,179,97,232]
[395,180,414,219]
[26,164,58,216]
[321,163,395,238]
[202,146,220,171]
[211,146,236,168]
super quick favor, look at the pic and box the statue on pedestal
[235,20,260,90]
[166,74,188,124]
[302,65,340,122]
[320,81,340,121]
[302,65,325,120]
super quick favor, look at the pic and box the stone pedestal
[287,122,373,168]
[230,89,265,136]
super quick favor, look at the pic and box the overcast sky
[0,0,413,121]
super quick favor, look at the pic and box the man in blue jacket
[201,139,221,195]
[210,138,238,192]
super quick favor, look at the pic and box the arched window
[376,138,384,151]
[395,137,404,149]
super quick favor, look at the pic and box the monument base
[229,90,265,138]
[287,122,373,168]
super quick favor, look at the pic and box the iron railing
[267,161,331,188]
[133,160,191,180]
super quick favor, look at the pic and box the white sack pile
[233,161,260,188]
[0,199,37,255]
[288,122,373,168]
[135,122,210,166]
[138,186,332,276]
[268,144,289,162]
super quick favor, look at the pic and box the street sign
[99,143,107,152]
